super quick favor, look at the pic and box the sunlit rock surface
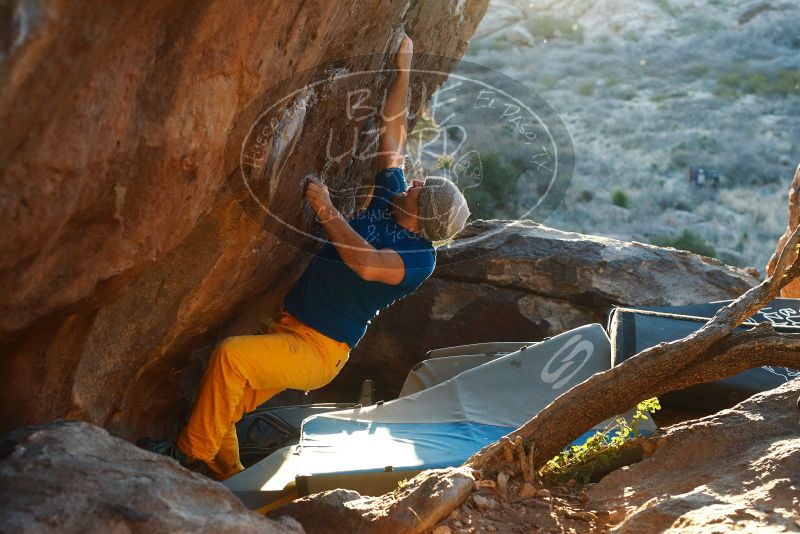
[0,0,488,438]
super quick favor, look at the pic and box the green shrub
[461,151,523,219]
[577,82,595,96]
[611,189,631,209]
[487,37,513,51]
[652,230,716,257]
[538,75,560,90]
[673,200,691,211]
[687,64,710,77]
[715,69,800,98]
[446,125,464,142]
[436,155,455,170]
[541,398,661,484]
[612,87,638,100]
[650,92,687,103]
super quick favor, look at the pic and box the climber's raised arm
[304,176,405,285]
[378,34,412,171]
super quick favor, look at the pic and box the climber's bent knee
[179,314,351,465]
[212,336,249,368]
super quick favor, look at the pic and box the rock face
[0,0,488,438]
[588,378,800,532]
[340,220,759,400]
[0,420,303,533]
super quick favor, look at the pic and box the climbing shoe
[136,438,203,471]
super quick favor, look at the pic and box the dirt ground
[431,474,616,534]
[429,407,712,534]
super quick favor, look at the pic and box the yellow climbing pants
[177,310,350,480]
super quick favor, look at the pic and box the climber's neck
[390,198,421,235]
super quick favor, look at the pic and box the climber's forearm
[317,206,404,284]
[378,69,409,170]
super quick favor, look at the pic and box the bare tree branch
[766,162,800,297]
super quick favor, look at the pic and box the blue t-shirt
[284,167,436,348]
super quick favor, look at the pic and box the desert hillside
[463,0,800,270]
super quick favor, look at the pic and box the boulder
[0,420,302,533]
[588,378,800,532]
[340,220,759,399]
[0,0,489,438]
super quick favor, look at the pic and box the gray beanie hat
[417,176,471,242]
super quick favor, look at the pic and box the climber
[138,33,471,479]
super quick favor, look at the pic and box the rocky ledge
[589,378,800,532]
[0,421,303,533]
[339,219,760,400]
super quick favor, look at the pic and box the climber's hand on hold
[396,33,413,72]
[304,175,338,223]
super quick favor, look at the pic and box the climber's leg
[204,385,277,479]
[177,312,350,475]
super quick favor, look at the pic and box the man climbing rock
[139,34,471,479]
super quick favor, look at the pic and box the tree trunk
[269,467,475,534]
